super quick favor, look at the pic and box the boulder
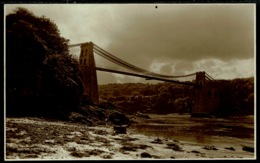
[68,112,93,126]
[242,146,254,153]
[140,152,152,158]
[203,145,218,150]
[108,112,131,126]
[113,125,127,134]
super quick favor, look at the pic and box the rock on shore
[5,117,255,160]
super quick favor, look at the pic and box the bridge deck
[96,67,198,87]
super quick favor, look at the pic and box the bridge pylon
[192,71,220,117]
[79,42,99,104]
[195,71,206,86]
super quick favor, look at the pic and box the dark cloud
[5,4,255,84]
[105,5,254,64]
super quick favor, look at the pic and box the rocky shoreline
[5,117,255,160]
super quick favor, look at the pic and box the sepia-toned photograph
[4,3,255,160]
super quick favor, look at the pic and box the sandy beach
[5,117,255,160]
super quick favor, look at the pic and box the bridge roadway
[96,67,199,87]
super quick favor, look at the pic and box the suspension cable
[205,76,214,82]
[94,49,146,73]
[94,47,196,78]
[69,42,219,83]
[94,44,152,74]
[205,73,215,81]
[96,67,198,86]
[93,43,197,79]
[69,42,200,79]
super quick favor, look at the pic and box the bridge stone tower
[192,71,219,117]
[79,42,99,104]
[195,71,206,86]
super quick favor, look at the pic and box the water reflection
[130,114,254,146]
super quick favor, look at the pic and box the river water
[130,113,255,148]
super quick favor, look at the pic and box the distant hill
[98,77,254,116]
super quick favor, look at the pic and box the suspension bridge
[69,42,220,116]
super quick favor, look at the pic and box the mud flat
[130,114,255,150]
[5,117,255,160]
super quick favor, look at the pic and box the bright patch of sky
[5,4,255,84]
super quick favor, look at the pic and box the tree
[6,7,83,117]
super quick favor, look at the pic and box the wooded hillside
[6,8,83,118]
[99,77,254,116]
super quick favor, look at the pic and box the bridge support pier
[79,42,99,104]
[192,71,219,117]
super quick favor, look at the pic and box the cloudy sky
[5,4,255,84]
